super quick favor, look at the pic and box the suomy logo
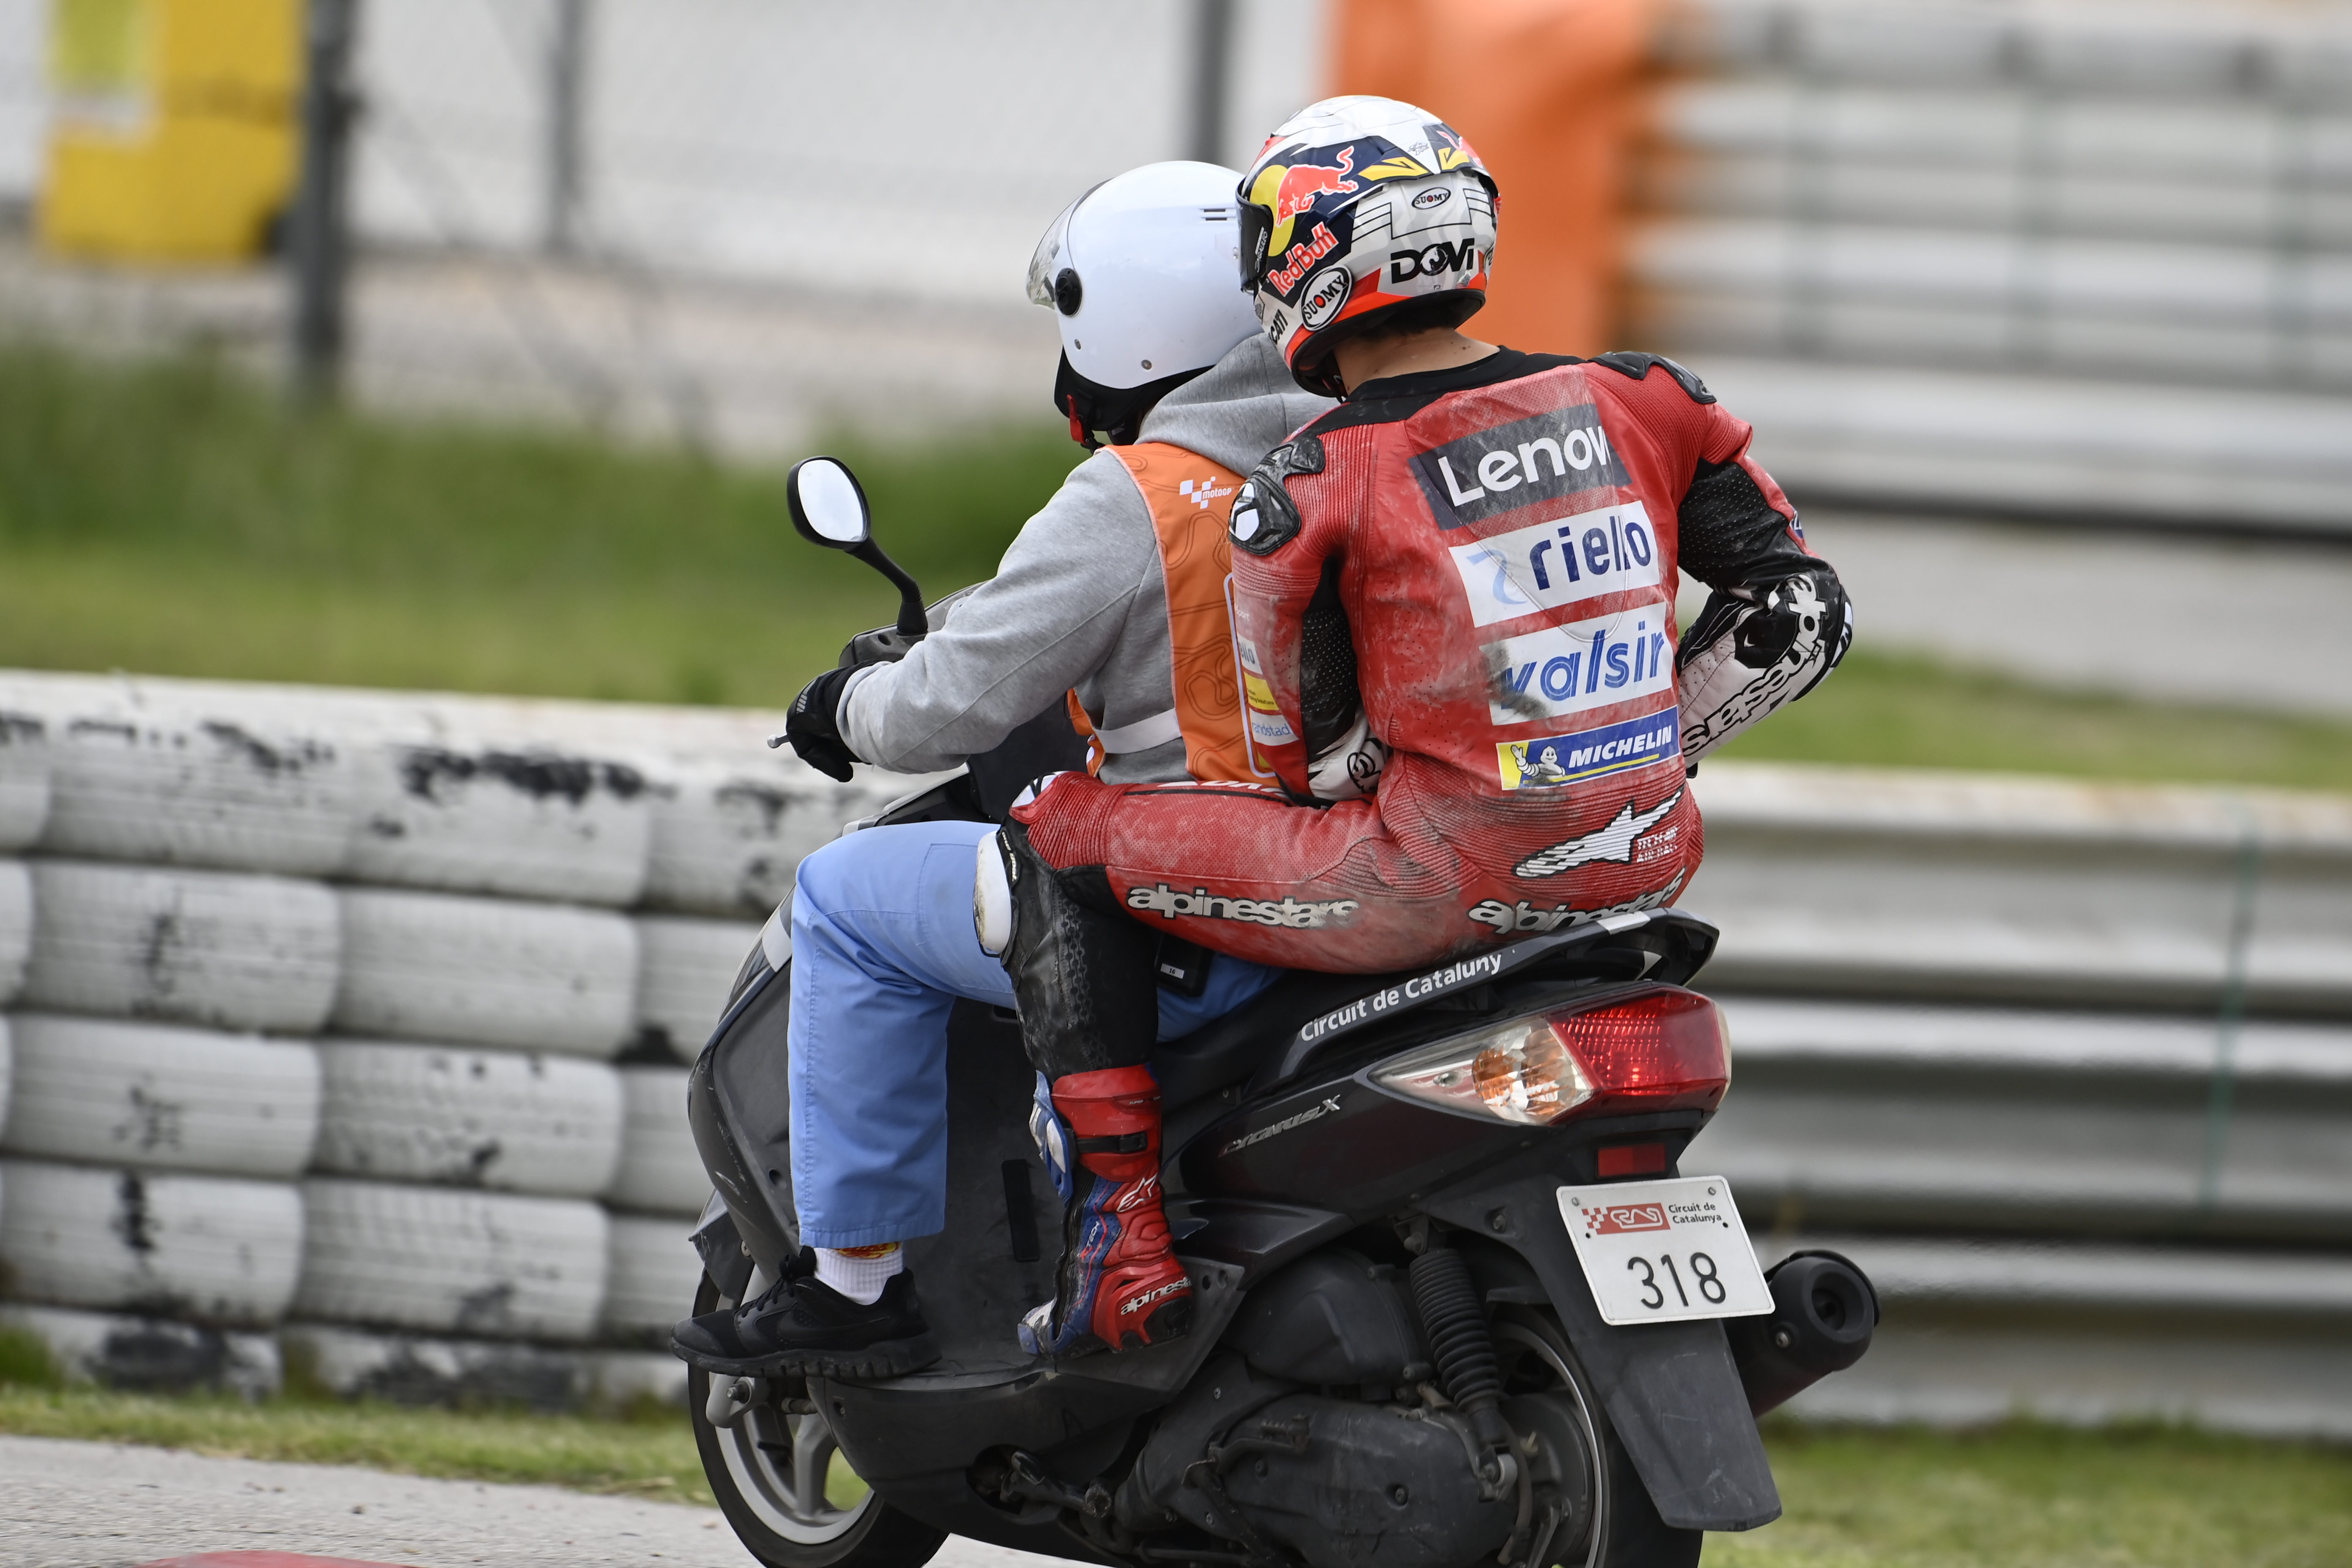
[1299,265,1353,329]
[1412,403,1628,530]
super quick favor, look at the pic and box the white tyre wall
[313,1041,622,1197]
[0,1159,303,1325]
[603,1213,702,1337]
[607,1065,707,1216]
[0,861,28,1006]
[347,742,652,906]
[296,1179,609,1341]
[23,861,341,1033]
[633,915,760,1060]
[0,712,49,851]
[38,698,356,876]
[333,889,636,1057]
[0,1014,320,1178]
[640,756,889,917]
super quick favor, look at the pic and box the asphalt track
[0,1435,1064,1568]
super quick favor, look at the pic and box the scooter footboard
[1421,1175,1781,1534]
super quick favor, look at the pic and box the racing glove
[784,665,861,782]
[1676,565,1852,765]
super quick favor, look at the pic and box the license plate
[1556,1176,1774,1326]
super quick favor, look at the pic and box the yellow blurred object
[39,0,301,264]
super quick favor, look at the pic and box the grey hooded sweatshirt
[839,334,1330,784]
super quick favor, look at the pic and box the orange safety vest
[1063,442,1275,784]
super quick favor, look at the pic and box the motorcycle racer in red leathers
[982,95,1852,1355]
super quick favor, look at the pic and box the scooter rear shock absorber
[1408,1243,1512,1456]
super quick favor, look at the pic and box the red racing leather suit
[1011,348,1835,975]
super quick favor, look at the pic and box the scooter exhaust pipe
[1723,1249,1878,1416]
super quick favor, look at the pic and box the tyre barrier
[34,694,356,877]
[332,888,636,1057]
[279,1321,684,1410]
[312,1040,622,1197]
[0,1158,303,1326]
[602,1212,703,1339]
[0,670,2340,1431]
[21,860,341,1033]
[346,738,653,907]
[606,1064,707,1217]
[293,1178,609,1342]
[0,861,28,1004]
[0,1301,281,1398]
[633,914,761,1061]
[0,1014,320,1179]
[640,755,879,918]
[0,711,49,850]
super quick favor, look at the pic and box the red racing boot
[1018,1065,1193,1356]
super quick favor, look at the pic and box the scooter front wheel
[687,1274,948,1568]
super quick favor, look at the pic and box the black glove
[785,665,860,782]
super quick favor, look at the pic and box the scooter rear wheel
[1492,1307,1704,1568]
[688,1274,948,1568]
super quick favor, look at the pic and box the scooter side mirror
[786,456,872,548]
[784,455,928,639]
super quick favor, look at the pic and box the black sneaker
[672,1250,940,1379]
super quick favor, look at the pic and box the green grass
[0,338,1082,707]
[0,1378,713,1505]
[2,338,2348,789]
[3,1356,2346,1565]
[1712,1418,2352,1568]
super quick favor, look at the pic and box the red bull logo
[1266,222,1339,297]
[1272,147,1357,225]
[1250,147,1363,256]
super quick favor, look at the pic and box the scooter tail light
[1370,987,1730,1127]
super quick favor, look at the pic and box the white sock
[814,1243,903,1305]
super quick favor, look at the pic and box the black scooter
[681,457,1876,1568]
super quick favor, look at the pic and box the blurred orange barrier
[1331,0,1652,357]
[40,0,301,264]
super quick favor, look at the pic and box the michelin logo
[1127,884,1360,929]
[1449,501,1663,628]
[1499,710,1680,791]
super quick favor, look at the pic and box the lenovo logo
[1411,402,1629,530]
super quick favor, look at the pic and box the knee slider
[974,830,1016,957]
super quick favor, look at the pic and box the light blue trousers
[786,819,1282,1249]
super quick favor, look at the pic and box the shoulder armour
[1229,435,1325,557]
[1590,351,1715,405]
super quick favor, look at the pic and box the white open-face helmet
[1027,161,1262,447]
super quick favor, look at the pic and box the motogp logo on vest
[1411,401,1630,530]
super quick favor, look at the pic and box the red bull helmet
[1027,161,1262,448]
[1238,95,1498,396]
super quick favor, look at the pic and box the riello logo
[1267,222,1340,297]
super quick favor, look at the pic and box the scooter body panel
[1422,1170,1783,1533]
